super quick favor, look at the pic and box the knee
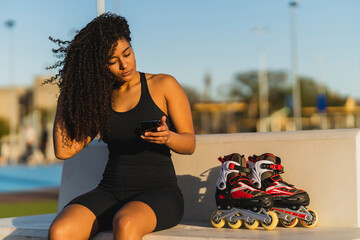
[48,221,72,240]
[113,214,139,235]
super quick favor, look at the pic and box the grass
[0,200,58,218]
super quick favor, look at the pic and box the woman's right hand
[53,107,93,160]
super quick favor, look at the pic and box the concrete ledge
[0,214,54,240]
[58,129,360,228]
[173,129,360,227]
[1,214,360,240]
[2,129,360,239]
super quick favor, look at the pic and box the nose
[119,59,127,70]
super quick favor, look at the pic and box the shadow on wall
[177,166,220,225]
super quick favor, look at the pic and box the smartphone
[141,120,161,134]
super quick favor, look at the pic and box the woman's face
[108,38,137,83]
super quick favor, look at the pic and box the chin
[117,71,136,82]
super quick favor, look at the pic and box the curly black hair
[44,12,132,146]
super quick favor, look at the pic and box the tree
[226,70,288,114]
[182,85,201,109]
[300,76,318,108]
[0,118,9,138]
[223,70,348,115]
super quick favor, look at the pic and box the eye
[124,53,131,57]
[108,58,117,65]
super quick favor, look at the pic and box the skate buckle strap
[261,163,283,172]
[236,165,251,174]
[218,160,251,173]
[270,164,283,171]
[271,174,282,181]
[226,163,251,174]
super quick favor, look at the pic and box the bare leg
[48,204,99,240]
[112,201,157,240]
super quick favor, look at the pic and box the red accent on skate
[265,153,276,160]
[297,214,307,220]
[266,189,294,196]
[219,194,226,200]
[218,157,225,163]
[273,208,284,213]
[270,164,283,171]
[231,190,254,199]
[271,174,283,182]
[273,208,308,220]
[229,163,235,170]
[228,175,242,186]
[248,156,256,163]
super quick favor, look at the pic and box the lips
[122,70,132,77]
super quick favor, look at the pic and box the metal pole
[97,0,105,16]
[5,20,17,164]
[289,1,302,130]
[253,28,269,132]
[316,56,328,129]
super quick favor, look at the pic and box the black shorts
[65,186,184,232]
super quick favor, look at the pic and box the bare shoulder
[145,73,179,87]
[145,73,184,98]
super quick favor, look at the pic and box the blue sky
[0,0,359,101]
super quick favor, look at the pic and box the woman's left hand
[141,116,171,145]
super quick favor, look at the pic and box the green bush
[0,118,9,138]
[0,200,58,218]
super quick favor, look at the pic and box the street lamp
[5,20,15,86]
[5,19,17,164]
[289,0,302,130]
[97,0,105,16]
[253,27,269,132]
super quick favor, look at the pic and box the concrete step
[1,214,360,240]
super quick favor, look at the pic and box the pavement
[0,188,359,240]
[1,214,360,240]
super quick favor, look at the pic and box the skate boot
[211,153,279,230]
[248,153,318,228]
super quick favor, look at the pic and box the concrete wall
[58,129,360,228]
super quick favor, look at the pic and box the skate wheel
[280,217,299,228]
[244,219,259,230]
[261,211,279,231]
[227,218,242,229]
[211,211,226,228]
[299,209,318,228]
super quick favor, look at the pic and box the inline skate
[248,153,318,228]
[211,153,279,230]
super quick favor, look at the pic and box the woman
[46,13,195,240]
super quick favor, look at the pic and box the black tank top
[99,72,178,198]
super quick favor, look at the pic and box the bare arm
[141,75,195,154]
[53,104,93,160]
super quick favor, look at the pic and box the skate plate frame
[273,206,312,221]
[213,208,272,224]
